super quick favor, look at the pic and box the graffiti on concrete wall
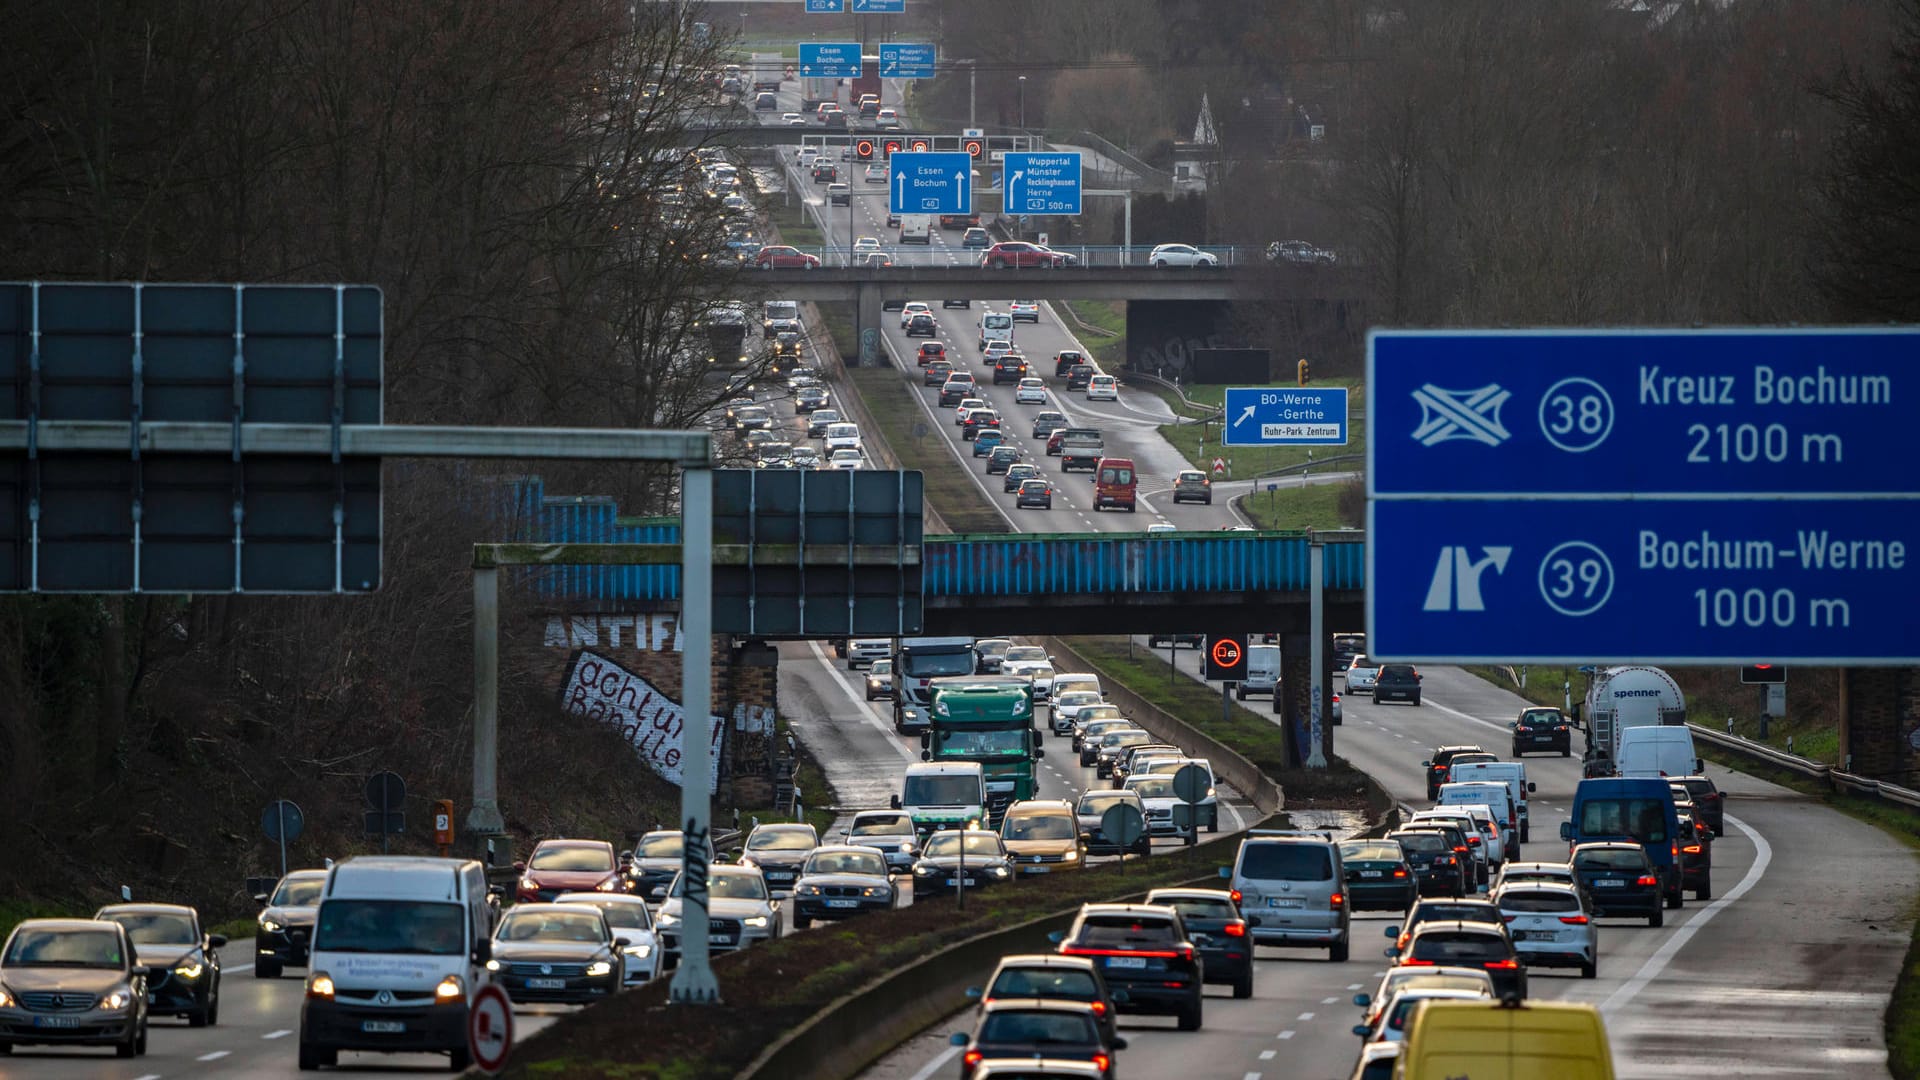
[559,649,723,793]
[543,614,683,652]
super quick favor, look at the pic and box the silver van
[1225,830,1350,960]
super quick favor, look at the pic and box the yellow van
[1397,999,1614,1080]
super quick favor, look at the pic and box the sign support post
[671,465,721,1004]
[1306,536,1328,769]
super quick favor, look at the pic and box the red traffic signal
[964,139,983,158]
[1740,664,1788,685]
[911,138,929,152]
[883,139,902,155]
[855,139,875,160]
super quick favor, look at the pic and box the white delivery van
[1235,644,1282,699]
[1617,726,1704,779]
[299,856,497,1072]
[899,214,932,245]
[1449,761,1537,842]
[977,311,1014,351]
[1437,783,1519,861]
[892,761,987,834]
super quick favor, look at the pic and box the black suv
[1423,745,1489,801]
[1387,828,1468,897]
[1511,707,1572,757]
[1056,903,1205,1030]
[1373,664,1422,705]
[1570,842,1664,926]
[993,355,1030,383]
[1066,364,1096,390]
[1145,888,1254,999]
[1396,920,1528,1000]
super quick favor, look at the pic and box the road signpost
[1204,636,1246,681]
[468,982,514,1074]
[888,151,972,215]
[261,799,304,878]
[878,43,936,79]
[364,770,406,852]
[1172,763,1209,848]
[1223,387,1349,446]
[1366,328,1920,664]
[1003,151,1082,215]
[1101,804,1145,873]
[798,43,862,79]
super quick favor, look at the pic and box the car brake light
[1398,957,1435,967]
[964,1049,983,1070]
[1683,844,1701,854]
[1092,1053,1111,1073]
[1454,846,1469,854]
[1501,915,1517,923]
[1485,958,1519,970]
[1222,921,1247,938]
[1229,889,1242,903]
[1329,892,1345,908]
[1559,915,1590,925]
[1635,875,1658,886]
[1089,999,1107,1016]
[1393,869,1407,878]
[1468,837,1481,846]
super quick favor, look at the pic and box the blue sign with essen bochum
[888,152,972,215]
[1222,387,1347,446]
[799,43,861,79]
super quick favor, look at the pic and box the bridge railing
[761,244,1258,269]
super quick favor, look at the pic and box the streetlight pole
[1018,75,1027,129]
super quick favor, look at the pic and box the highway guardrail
[1688,723,1920,809]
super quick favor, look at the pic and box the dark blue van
[1561,777,1684,910]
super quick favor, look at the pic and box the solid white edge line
[1598,810,1773,1017]
[807,641,921,766]
[907,1044,963,1080]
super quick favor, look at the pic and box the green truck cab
[921,676,1046,825]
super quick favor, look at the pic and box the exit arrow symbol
[1233,404,1256,428]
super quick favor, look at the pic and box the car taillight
[1454,846,1469,854]
[1222,921,1247,938]
[1092,1053,1111,1073]
[1559,915,1590,925]
[1329,892,1345,908]
[1468,836,1482,846]
[963,1050,983,1070]
[1089,999,1107,1016]
[1635,875,1658,886]
[1398,957,1435,967]
[1393,869,1407,878]
[1485,958,1519,970]
[1501,915,1517,923]
[1683,844,1701,854]
[1228,889,1242,903]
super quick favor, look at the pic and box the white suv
[846,639,892,670]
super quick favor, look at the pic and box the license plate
[33,1016,81,1029]
[1359,870,1383,878]
[826,899,860,908]
[1106,956,1148,969]
[526,978,566,990]
[711,935,735,945]
[360,1020,406,1034]
[1268,897,1305,909]
[1533,735,1554,741]
[946,877,975,887]
[1516,930,1556,941]
[1594,879,1624,887]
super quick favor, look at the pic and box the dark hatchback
[1570,842,1664,926]
[1373,664,1422,705]
[905,313,938,337]
[952,999,1120,1080]
[1065,365,1096,390]
[1673,775,1725,836]
[1338,839,1417,911]
[1391,898,1506,953]
[1511,707,1573,757]
[252,869,327,978]
[1396,921,1527,1000]
[1385,829,1467,897]
[1675,812,1714,901]
[1144,888,1254,999]
[971,954,1122,1047]
[1056,903,1204,1030]
[1423,745,1488,801]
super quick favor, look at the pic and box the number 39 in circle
[1538,377,1614,453]
[1538,541,1614,617]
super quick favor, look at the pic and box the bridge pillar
[1280,633,1311,768]
[1843,667,1919,778]
[854,283,885,367]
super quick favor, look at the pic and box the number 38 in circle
[1537,542,1614,617]
[1537,377,1614,453]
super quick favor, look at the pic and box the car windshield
[806,852,886,876]
[1075,915,1177,948]
[1498,890,1580,913]
[870,660,892,675]
[935,729,1028,757]
[990,967,1098,1000]
[924,833,1003,858]
[1518,711,1561,728]
[673,873,767,900]
[1079,706,1123,724]
[903,774,982,805]
[313,900,466,955]
[1411,932,1508,963]
[1412,902,1502,925]
[1574,848,1651,871]
[1101,731,1150,749]
[1391,832,1449,854]
[748,830,816,851]
[271,878,325,907]
[1341,842,1405,862]
[564,900,651,930]
[851,814,913,837]
[4,928,126,968]
[531,846,613,872]
[637,834,683,859]
[1578,799,1670,843]
[1055,692,1098,708]
[1003,814,1076,841]
[496,910,605,943]
[978,1010,1097,1045]
[102,912,196,945]
[1158,896,1236,920]
[1078,792,1137,814]
[1239,843,1332,881]
[1127,777,1175,798]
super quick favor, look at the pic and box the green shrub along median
[847,369,1010,534]
[493,825,1267,1080]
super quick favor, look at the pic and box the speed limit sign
[468,982,514,1073]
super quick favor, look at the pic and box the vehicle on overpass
[893,636,980,733]
[922,676,1045,822]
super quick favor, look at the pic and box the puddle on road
[1286,807,1371,837]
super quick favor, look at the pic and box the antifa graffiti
[543,614,683,652]
[559,650,724,793]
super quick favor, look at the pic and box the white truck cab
[299,857,497,1072]
[892,761,987,835]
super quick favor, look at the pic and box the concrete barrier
[1041,636,1284,818]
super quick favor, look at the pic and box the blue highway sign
[1368,328,1920,497]
[1223,387,1348,446]
[1003,152,1082,215]
[799,42,862,79]
[889,151,972,215]
[1367,498,1920,665]
[879,43,936,78]
[852,0,906,10]
[804,0,843,11]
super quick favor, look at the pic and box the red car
[755,245,821,270]
[917,341,946,366]
[1046,428,1068,456]
[980,241,1067,269]
[514,839,625,903]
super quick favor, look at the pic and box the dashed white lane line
[1297,1011,1315,1021]
[1320,996,1339,1003]
[1259,1049,1278,1060]
[262,1028,293,1039]
[197,1050,232,1061]
[807,641,920,765]
[1242,1073,1262,1080]
[1275,1030,1295,1039]
[133,1075,162,1080]
[1346,983,1363,990]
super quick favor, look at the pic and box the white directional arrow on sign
[895,172,906,206]
[1234,404,1257,428]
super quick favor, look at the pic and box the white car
[982,341,1014,363]
[899,301,933,329]
[875,107,900,128]
[1085,374,1118,401]
[783,112,807,127]
[552,892,660,987]
[1365,988,1492,1043]
[846,638,892,669]
[797,147,819,166]
[1492,862,1580,892]
[1356,967,1495,1030]
[829,448,864,470]
[1490,882,1597,978]
[1009,300,1040,322]
[1147,523,1178,535]
[823,422,862,453]
[1023,663,1056,702]
[1138,757,1220,831]
[954,399,989,424]
[853,236,882,254]
[1014,378,1048,404]
[1049,690,1103,734]
[1148,243,1220,268]
[863,164,887,184]
[657,866,779,962]
[722,193,750,213]
[1123,774,1191,836]
[1345,655,1381,693]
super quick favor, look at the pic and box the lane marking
[197,1050,231,1061]
[133,1075,162,1080]
[1321,995,1339,1003]
[1297,1011,1315,1021]
[1260,1049,1277,1060]
[1599,811,1772,1017]
[806,641,920,765]
[1243,1073,1262,1080]
[1276,1030,1295,1039]
[262,1029,292,1040]
[1347,983,1363,990]
[908,1045,963,1080]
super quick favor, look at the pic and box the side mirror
[208,934,228,949]
[948,1033,969,1047]
[1111,1035,1129,1051]
[1508,721,1518,729]
[965,986,983,1000]
[473,939,492,964]
[1046,930,1065,944]
[1420,760,1432,768]
[133,965,154,979]
[1352,1024,1373,1037]
[1695,758,1705,773]
[512,861,527,873]
[1527,782,1537,793]
[1217,866,1231,879]
[1034,747,1046,758]
[920,750,932,762]
[1353,992,1370,1007]
[890,795,902,810]
[1384,925,1399,939]
[488,885,507,898]
[1559,822,1574,841]
[251,893,270,906]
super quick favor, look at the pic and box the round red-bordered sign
[468,982,514,1074]
[1210,638,1242,668]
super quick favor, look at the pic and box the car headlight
[597,877,620,892]
[173,960,204,981]
[519,876,537,891]
[259,916,283,933]
[435,974,465,1002]
[622,943,653,959]
[795,884,821,896]
[656,910,680,927]
[986,865,1011,878]
[742,916,770,929]
[306,972,336,999]
[485,958,501,972]
[860,886,890,898]
[1061,848,1079,861]
[913,864,936,876]
[102,989,134,1010]
[585,961,613,978]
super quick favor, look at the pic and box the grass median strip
[847,369,1010,534]
[493,828,1264,1080]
